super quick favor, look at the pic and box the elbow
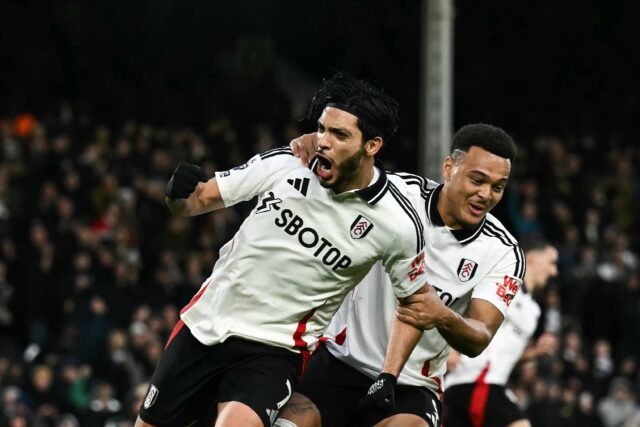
[463,346,485,358]
[461,333,493,358]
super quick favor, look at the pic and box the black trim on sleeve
[388,182,425,253]
[482,220,525,280]
[260,146,294,160]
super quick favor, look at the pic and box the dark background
[1,2,639,425]
[2,0,638,155]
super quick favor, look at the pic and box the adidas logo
[287,178,310,196]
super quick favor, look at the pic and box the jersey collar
[426,184,485,244]
[309,157,389,205]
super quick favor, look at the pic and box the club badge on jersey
[350,215,374,239]
[457,258,478,282]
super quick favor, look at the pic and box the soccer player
[135,72,430,427]
[443,237,559,427]
[280,123,523,427]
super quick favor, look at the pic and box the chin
[460,214,484,228]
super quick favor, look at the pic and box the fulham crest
[457,258,478,282]
[350,215,374,239]
[144,385,159,409]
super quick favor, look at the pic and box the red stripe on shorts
[180,278,212,315]
[468,362,491,427]
[164,319,185,350]
[293,307,318,374]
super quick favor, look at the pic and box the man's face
[441,146,511,228]
[314,107,370,193]
[527,246,559,288]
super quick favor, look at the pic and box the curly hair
[307,71,400,143]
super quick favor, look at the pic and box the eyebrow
[317,120,353,138]
[469,170,508,183]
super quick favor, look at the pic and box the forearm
[381,317,423,376]
[165,180,224,216]
[436,309,493,357]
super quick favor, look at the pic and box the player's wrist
[434,306,456,330]
[378,372,398,384]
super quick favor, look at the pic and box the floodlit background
[0,1,638,425]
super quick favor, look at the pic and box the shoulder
[478,214,525,279]
[387,171,439,199]
[259,146,294,160]
[481,214,520,249]
[378,179,425,252]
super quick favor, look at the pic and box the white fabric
[445,291,540,387]
[181,148,428,354]
[323,175,524,397]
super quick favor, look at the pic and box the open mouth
[315,155,334,180]
[468,202,485,216]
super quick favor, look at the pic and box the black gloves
[359,373,397,410]
[165,163,207,200]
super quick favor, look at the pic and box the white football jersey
[445,289,540,387]
[323,174,525,398]
[180,148,429,359]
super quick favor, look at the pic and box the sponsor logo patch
[287,177,310,196]
[409,252,427,282]
[232,157,257,170]
[495,275,520,306]
[256,191,283,214]
[350,215,374,239]
[457,258,478,282]
[143,385,159,409]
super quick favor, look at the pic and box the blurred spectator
[596,377,640,427]
[0,84,638,425]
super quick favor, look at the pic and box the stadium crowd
[0,101,638,426]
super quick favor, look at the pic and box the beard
[320,145,365,192]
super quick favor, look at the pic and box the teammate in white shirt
[444,237,559,427]
[135,72,430,427]
[280,123,522,427]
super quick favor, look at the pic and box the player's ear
[364,137,382,156]
[442,156,454,181]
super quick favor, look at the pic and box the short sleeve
[383,249,429,299]
[471,247,525,316]
[215,147,297,207]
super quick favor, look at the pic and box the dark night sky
[1,0,638,146]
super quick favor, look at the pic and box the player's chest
[250,180,390,259]
[422,230,492,299]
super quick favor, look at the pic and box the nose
[477,184,491,200]
[317,132,331,152]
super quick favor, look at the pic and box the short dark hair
[451,123,517,161]
[520,235,552,254]
[307,72,400,143]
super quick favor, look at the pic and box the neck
[437,187,462,229]
[335,160,375,193]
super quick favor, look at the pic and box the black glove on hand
[165,163,207,200]
[359,373,397,410]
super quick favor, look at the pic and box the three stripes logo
[256,191,283,214]
[350,215,374,239]
[287,177,310,196]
